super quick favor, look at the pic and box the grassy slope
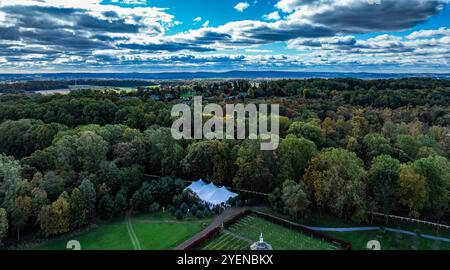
[200,214,336,250]
[302,211,450,250]
[33,212,211,250]
[200,233,250,250]
[35,217,133,250]
[132,212,212,250]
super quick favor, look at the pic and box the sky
[0,0,450,73]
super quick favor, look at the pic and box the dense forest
[0,80,160,93]
[0,78,449,248]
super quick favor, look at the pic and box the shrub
[236,200,243,207]
[196,210,204,219]
[203,209,211,217]
[190,204,198,215]
[175,209,184,220]
[172,194,183,206]
[149,202,161,213]
[180,202,189,213]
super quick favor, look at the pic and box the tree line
[0,78,449,247]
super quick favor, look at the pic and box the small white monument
[250,233,273,250]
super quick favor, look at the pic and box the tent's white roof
[186,179,207,194]
[186,180,238,206]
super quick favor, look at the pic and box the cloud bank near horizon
[0,0,449,72]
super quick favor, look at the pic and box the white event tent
[186,179,238,208]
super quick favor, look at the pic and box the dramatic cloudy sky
[0,0,450,72]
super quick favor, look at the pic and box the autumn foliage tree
[398,164,429,218]
[38,195,71,237]
[305,148,367,221]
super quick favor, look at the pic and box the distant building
[250,233,273,250]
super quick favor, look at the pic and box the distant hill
[1,71,450,81]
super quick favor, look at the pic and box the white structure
[250,233,273,250]
[186,179,238,208]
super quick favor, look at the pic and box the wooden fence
[369,211,450,230]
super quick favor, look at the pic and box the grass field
[33,212,211,250]
[199,214,339,250]
[301,211,450,250]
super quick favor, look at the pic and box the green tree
[211,141,234,186]
[0,119,66,159]
[283,81,301,96]
[287,121,325,147]
[10,195,32,240]
[369,155,400,216]
[363,133,393,161]
[182,141,215,180]
[114,188,128,215]
[182,140,233,185]
[278,135,317,182]
[79,179,96,221]
[398,165,429,218]
[281,180,311,220]
[0,155,23,215]
[98,195,114,219]
[30,187,48,225]
[39,171,65,201]
[233,139,277,193]
[118,165,143,191]
[10,207,26,241]
[76,131,109,172]
[412,156,450,221]
[69,188,87,229]
[268,187,283,212]
[143,127,184,176]
[304,148,367,221]
[0,208,9,246]
[53,135,79,171]
[396,135,420,160]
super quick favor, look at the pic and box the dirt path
[125,211,142,250]
[173,207,248,250]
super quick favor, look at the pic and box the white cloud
[407,27,450,39]
[276,0,309,13]
[245,49,273,53]
[1,0,450,71]
[286,31,450,68]
[110,0,147,5]
[202,20,210,28]
[263,11,281,21]
[234,2,250,12]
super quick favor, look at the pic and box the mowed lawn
[199,214,338,250]
[33,212,211,250]
[302,212,450,250]
[132,213,212,250]
[34,217,133,250]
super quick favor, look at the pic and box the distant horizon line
[1,70,450,75]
